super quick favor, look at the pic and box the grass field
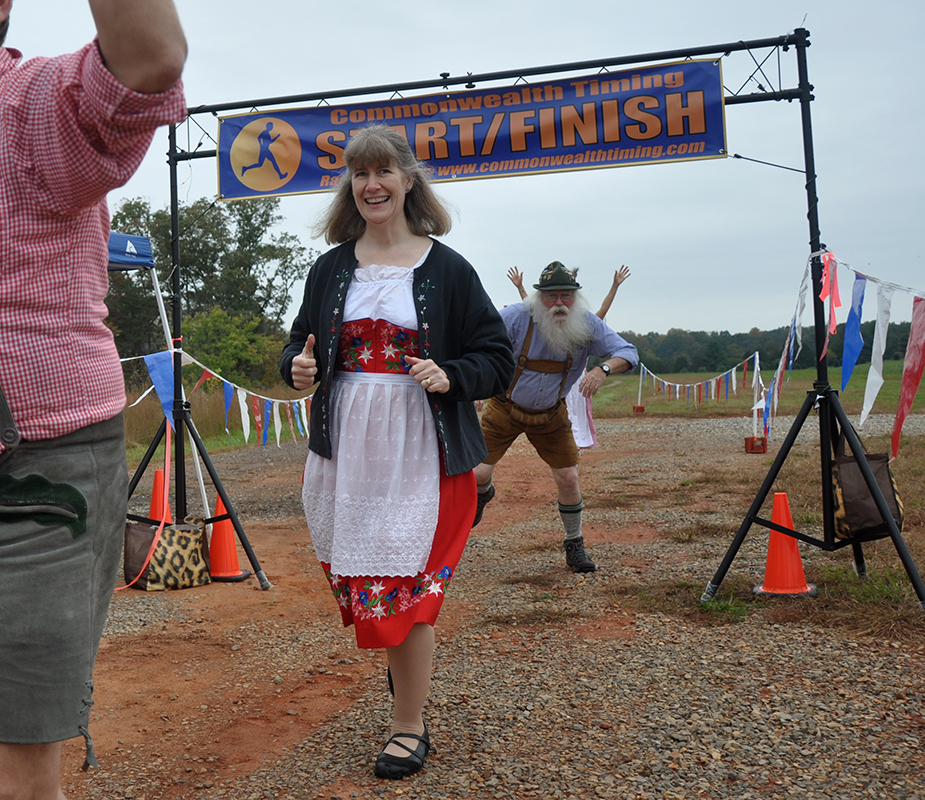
[595,360,922,420]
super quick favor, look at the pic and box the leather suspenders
[504,318,573,404]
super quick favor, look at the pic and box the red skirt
[320,468,475,649]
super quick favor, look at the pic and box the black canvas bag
[831,432,904,540]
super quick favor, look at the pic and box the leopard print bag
[124,519,211,591]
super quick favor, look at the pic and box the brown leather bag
[831,433,903,540]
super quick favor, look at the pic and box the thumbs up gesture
[291,334,317,390]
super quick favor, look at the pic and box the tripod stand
[700,380,925,607]
[126,406,270,590]
[701,29,925,609]
[123,124,272,590]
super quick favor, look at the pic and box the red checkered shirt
[0,42,186,452]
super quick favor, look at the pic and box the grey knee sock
[558,500,584,540]
[477,476,494,494]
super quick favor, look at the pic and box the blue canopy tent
[107,231,155,271]
[107,231,171,351]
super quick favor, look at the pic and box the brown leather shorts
[480,396,579,469]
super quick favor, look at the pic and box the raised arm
[507,266,528,300]
[89,0,187,93]
[596,264,630,319]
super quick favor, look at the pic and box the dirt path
[60,416,910,798]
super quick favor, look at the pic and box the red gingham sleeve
[10,41,187,214]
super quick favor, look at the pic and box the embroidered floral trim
[325,566,454,622]
[338,319,420,373]
[415,278,433,356]
[318,265,354,439]
[413,274,449,456]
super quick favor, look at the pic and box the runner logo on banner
[217,59,725,201]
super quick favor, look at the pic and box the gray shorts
[0,414,127,769]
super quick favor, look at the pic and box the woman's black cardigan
[279,239,515,476]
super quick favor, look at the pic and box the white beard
[526,292,595,358]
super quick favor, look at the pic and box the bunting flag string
[639,353,759,410]
[639,352,762,424]
[774,249,925,453]
[123,348,313,449]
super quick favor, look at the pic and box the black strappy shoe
[374,723,431,780]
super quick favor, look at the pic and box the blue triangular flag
[223,381,234,433]
[841,275,867,392]
[262,399,272,446]
[143,351,174,427]
[292,400,305,437]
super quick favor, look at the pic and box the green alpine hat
[533,261,581,291]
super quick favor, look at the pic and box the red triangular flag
[892,296,925,459]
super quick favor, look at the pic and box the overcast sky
[9,1,925,336]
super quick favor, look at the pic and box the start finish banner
[217,59,725,201]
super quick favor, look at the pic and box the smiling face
[539,290,576,323]
[351,160,413,230]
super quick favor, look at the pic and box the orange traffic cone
[754,493,817,597]
[149,469,172,524]
[209,496,251,582]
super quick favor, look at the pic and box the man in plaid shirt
[0,2,187,796]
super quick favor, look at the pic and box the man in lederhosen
[473,262,638,572]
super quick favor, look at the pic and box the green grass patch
[699,585,758,622]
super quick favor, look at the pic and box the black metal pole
[793,28,828,385]
[160,125,271,589]
[168,124,187,519]
[703,29,925,610]
[182,33,802,118]
[794,28,841,551]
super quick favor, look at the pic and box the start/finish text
[217,60,726,200]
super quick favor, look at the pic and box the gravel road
[96,414,925,799]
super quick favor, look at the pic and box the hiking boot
[472,485,495,528]
[563,537,596,573]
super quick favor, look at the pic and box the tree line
[108,196,318,387]
[623,321,913,376]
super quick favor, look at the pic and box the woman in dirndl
[279,125,514,780]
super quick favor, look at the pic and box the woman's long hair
[314,125,452,244]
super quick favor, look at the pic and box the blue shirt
[500,303,638,410]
